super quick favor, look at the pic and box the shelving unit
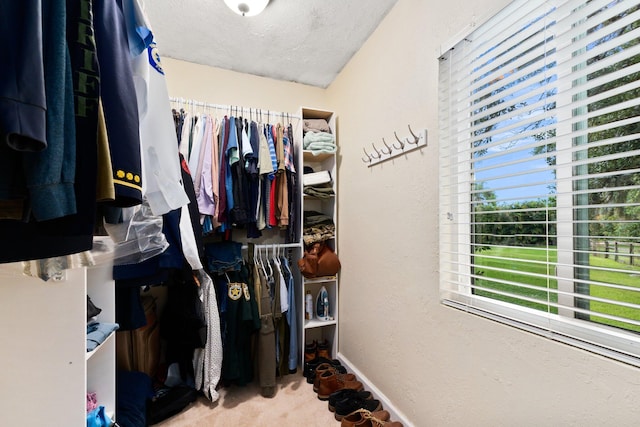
[0,260,116,426]
[86,262,117,422]
[299,107,339,363]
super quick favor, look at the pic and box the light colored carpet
[154,371,340,427]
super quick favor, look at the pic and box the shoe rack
[299,107,339,364]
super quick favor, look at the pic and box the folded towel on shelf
[303,131,336,154]
[303,118,331,134]
[87,321,119,352]
[304,141,337,154]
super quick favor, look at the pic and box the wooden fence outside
[590,240,639,267]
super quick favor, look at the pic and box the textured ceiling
[144,0,398,88]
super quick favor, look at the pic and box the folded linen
[303,118,331,134]
[87,321,119,352]
[303,131,335,147]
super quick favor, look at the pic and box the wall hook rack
[363,125,428,167]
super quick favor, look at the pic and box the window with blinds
[439,0,640,365]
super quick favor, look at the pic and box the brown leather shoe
[313,363,333,392]
[313,363,349,392]
[315,368,357,393]
[341,409,390,427]
[317,370,363,400]
[356,418,403,427]
[304,340,317,363]
[317,339,331,359]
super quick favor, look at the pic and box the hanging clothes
[285,122,299,244]
[170,102,299,240]
[94,0,142,207]
[0,0,100,262]
[218,264,260,386]
[192,270,223,402]
[121,0,189,216]
[251,246,277,397]
[281,255,298,374]
[246,120,261,238]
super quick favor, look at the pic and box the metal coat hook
[362,147,373,163]
[406,124,420,145]
[381,138,393,155]
[393,131,405,150]
[370,143,382,159]
[363,125,428,168]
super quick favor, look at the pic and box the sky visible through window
[470,6,559,205]
[473,136,555,203]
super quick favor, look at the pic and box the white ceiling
[144,0,399,88]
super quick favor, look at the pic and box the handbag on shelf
[297,241,341,279]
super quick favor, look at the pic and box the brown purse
[298,242,341,278]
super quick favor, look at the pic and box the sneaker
[334,396,382,421]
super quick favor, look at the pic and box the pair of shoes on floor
[304,356,342,383]
[328,388,372,412]
[340,408,404,427]
[304,339,331,362]
[317,368,364,400]
[334,396,382,421]
[313,362,348,392]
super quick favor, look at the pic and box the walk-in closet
[4,0,640,426]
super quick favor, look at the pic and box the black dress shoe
[328,388,372,412]
[334,396,382,421]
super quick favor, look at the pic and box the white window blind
[439,0,640,366]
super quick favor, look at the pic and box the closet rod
[169,97,301,120]
[241,242,302,250]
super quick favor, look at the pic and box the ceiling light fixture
[223,0,269,17]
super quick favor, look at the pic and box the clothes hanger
[260,248,273,278]
[262,245,273,278]
[257,246,266,276]
[271,244,281,271]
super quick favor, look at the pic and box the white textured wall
[163,1,640,425]
[326,0,640,426]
